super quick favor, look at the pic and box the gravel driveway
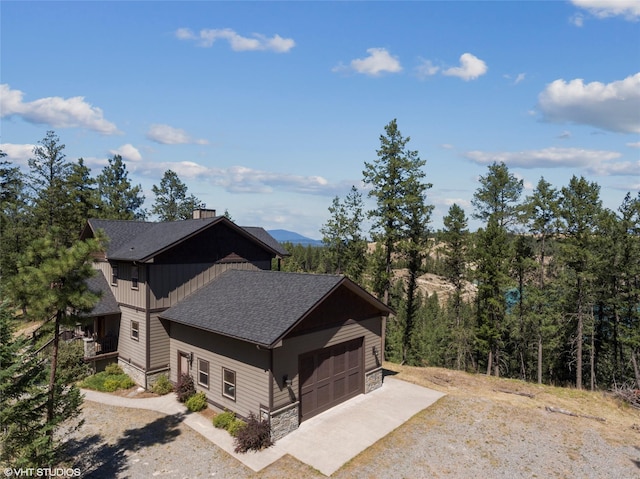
[64,393,639,478]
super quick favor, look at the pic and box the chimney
[193,208,217,219]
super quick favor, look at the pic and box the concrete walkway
[81,377,445,476]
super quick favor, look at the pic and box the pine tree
[151,169,202,221]
[363,119,431,304]
[558,175,602,389]
[441,204,471,370]
[320,186,366,281]
[0,152,30,283]
[471,162,522,376]
[8,231,104,454]
[362,119,433,363]
[26,131,75,245]
[0,296,50,466]
[96,155,146,220]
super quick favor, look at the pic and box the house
[79,209,392,439]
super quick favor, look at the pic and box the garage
[299,337,364,421]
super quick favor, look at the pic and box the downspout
[145,263,151,388]
[269,348,274,410]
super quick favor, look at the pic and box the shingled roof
[84,217,288,262]
[79,271,121,317]
[160,269,391,347]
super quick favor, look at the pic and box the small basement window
[198,359,209,388]
[131,321,139,341]
[222,368,236,400]
[131,265,139,290]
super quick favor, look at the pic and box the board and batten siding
[169,323,271,419]
[117,306,147,369]
[149,262,259,310]
[93,261,146,309]
[148,314,170,370]
[271,317,383,410]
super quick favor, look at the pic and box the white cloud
[176,28,295,53]
[136,160,346,196]
[570,13,585,26]
[626,141,640,148]
[538,73,640,133]
[0,84,119,135]
[465,146,621,170]
[334,48,402,77]
[109,144,142,162]
[146,124,208,145]
[589,160,640,176]
[571,0,640,21]
[416,59,440,79]
[442,53,488,81]
[0,143,36,166]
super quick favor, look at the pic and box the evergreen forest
[1,125,639,402]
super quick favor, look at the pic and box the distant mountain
[267,229,323,247]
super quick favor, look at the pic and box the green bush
[102,378,120,392]
[213,411,236,429]
[105,363,124,375]
[227,419,246,437]
[185,391,207,412]
[79,371,135,392]
[233,413,272,453]
[151,374,173,395]
[176,373,195,402]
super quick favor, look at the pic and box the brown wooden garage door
[299,337,364,421]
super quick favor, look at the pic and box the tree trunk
[590,324,595,391]
[631,350,640,390]
[538,334,543,384]
[487,350,493,376]
[47,310,62,446]
[576,277,583,390]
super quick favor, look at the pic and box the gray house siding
[271,317,383,410]
[148,313,170,371]
[149,262,261,309]
[117,306,147,384]
[93,261,147,309]
[169,323,271,419]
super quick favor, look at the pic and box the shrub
[185,392,207,412]
[102,378,120,392]
[79,371,135,392]
[213,411,236,429]
[57,340,91,384]
[105,363,124,375]
[233,413,272,453]
[119,375,135,389]
[151,374,173,395]
[176,373,195,402]
[227,418,246,437]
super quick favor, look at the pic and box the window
[131,265,139,290]
[111,263,119,286]
[222,368,236,400]
[198,359,209,388]
[131,321,139,341]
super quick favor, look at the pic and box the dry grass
[383,362,640,447]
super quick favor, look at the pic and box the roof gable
[84,217,287,262]
[160,269,391,347]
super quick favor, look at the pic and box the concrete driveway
[82,376,445,476]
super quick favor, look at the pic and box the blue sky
[2,1,639,238]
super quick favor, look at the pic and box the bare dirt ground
[64,364,640,478]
